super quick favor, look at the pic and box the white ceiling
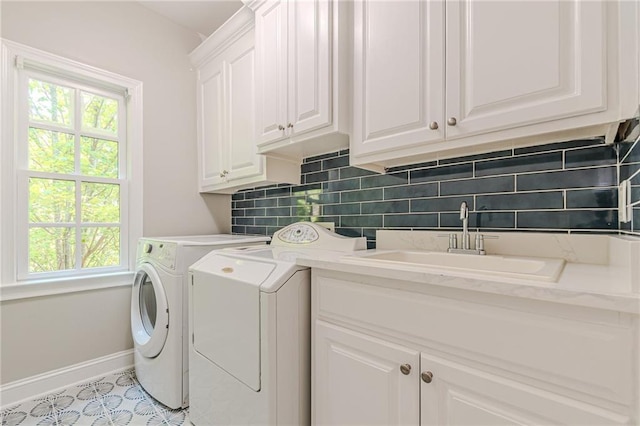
[138,1,244,40]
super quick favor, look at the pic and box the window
[20,74,125,277]
[1,40,142,291]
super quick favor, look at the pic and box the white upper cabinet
[287,0,331,135]
[190,7,298,194]
[352,0,445,157]
[197,54,226,190]
[254,0,288,145]
[351,0,639,170]
[250,0,350,161]
[445,0,606,138]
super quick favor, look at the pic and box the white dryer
[131,234,270,409]
[188,222,367,425]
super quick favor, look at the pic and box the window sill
[0,271,134,302]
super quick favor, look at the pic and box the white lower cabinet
[419,353,626,425]
[314,322,625,426]
[311,271,636,425]
[314,321,419,426]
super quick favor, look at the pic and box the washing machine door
[131,263,169,358]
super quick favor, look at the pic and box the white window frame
[1,39,143,300]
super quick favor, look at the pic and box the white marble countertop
[297,231,640,315]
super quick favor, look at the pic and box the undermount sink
[342,250,566,282]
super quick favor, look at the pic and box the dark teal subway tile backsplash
[475,152,562,177]
[301,161,321,174]
[304,171,329,183]
[476,192,564,211]
[341,188,383,203]
[231,135,640,244]
[513,138,603,155]
[361,200,409,214]
[517,210,618,230]
[342,215,382,228]
[324,178,359,192]
[255,198,278,207]
[565,188,617,209]
[323,203,360,216]
[440,211,516,229]
[245,189,266,199]
[565,145,617,167]
[384,183,437,200]
[265,207,290,216]
[410,163,472,183]
[384,213,438,228]
[361,172,408,189]
[516,167,616,191]
[440,175,514,196]
[323,155,350,169]
[265,186,291,197]
[411,196,473,213]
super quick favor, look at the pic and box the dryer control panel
[272,222,366,252]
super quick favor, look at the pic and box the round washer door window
[131,263,169,358]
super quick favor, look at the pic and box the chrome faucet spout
[460,202,470,249]
[459,201,468,221]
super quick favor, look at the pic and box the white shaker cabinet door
[352,0,445,157]
[314,321,419,426]
[225,32,263,182]
[420,352,628,426]
[255,0,288,145]
[197,56,226,189]
[287,0,331,136]
[445,0,607,139]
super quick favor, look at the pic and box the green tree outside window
[27,77,122,273]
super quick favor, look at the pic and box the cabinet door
[314,321,419,426]
[352,0,444,158]
[287,0,331,135]
[255,0,288,145]
[420,353,627,425]
[445,0,606,139]
[196,55,226,189]
[225,30,264,182]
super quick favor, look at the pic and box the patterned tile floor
[0,370,190,426]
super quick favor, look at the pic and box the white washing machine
[131,234,270,409]
[188,222,367,425]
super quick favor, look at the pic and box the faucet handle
[438,233,458,250]
[474,233,498,251]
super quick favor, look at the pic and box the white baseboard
[0,349,134,409]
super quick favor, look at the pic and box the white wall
[1,1,231,384]
[1,1,231,237]
[0,286,132,384]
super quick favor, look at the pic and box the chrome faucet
[460,201,470,250]
[445,201,491,255]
